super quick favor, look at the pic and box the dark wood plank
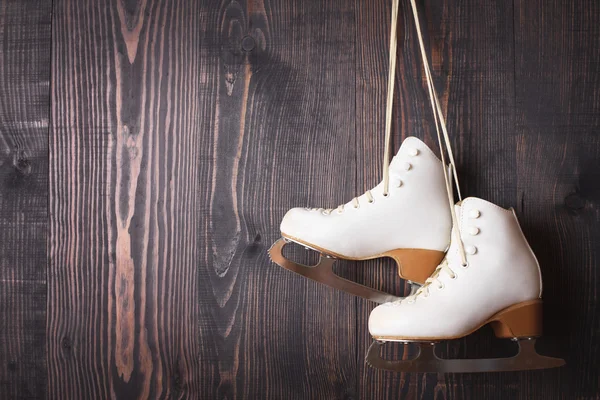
[199,0,359,398]
[0,0,51,398]
[49,0,203,397]
[354,0,422,397]
[514,1,600,399]
[430,1,523,399]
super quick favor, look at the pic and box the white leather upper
[368,197,543,339]
[280,137,452,258]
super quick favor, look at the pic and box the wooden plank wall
[0,0,598,399]
[49,0,203,397]
[0,0,51,398]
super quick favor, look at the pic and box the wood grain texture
[0,0,51,398]
[49,0,203,397]
[514,1,600,399]
[200,0,359,398]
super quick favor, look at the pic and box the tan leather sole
[281,233,445,285]
[373,299,543,341]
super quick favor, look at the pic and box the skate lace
[318,179,396,214]
[400,259,456,304]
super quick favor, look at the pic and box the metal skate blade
[268,238,402,304]
[366,339,565,373]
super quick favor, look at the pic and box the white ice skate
[366,198,565,372]
[269,0,457,303]
[269,137,452,303]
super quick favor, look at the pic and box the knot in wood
[241,35,256,52]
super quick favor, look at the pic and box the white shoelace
[382,0,401,197]
[407,0,467,269]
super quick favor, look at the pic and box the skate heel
[385,249,445,284]
[488,300,543,339]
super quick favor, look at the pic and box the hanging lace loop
[407,0,467,266]
[382,0,401,196]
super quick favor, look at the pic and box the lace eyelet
[353,204,360,209]
[321,211,330,215]
[461,262,469,269]
[437,283,444,290]
[336,209,343,214]
[368,200,374,204]
[450,273,457,280]
[382,192,389,198]
[469,227,480,236]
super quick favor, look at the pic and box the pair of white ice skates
[269,0,565,373]
[269,137,565,373]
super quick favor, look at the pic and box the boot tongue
[388,155,402,170]
[454,203,463,221]
[447,203,464,256]
[388,144,409,170]
[389,136,425,170]
[452,203,464,237]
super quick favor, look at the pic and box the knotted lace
[402,259,455,304]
